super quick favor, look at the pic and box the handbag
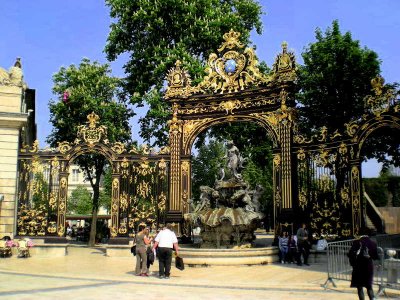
[131,245,136,256]
[175,256,184,271]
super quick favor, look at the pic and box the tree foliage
[47,58,134,245]
[31,173,49,209]
[297,20,381,134]
[105,0,263,146]
[191,139,225,201]
[67,186,93,215]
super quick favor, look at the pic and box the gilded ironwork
[341,186,350,207]
[76,112,107,146]
[298,189,308,210]
[111,177,120,237]
[273,153,281,170]
[182,118,212,152]
[119,191,129,211]
[15,30,400,242]
[48,192,57,210]
[310,200,340,234]
[165,60,196,98]
[17,204,48,236]
[57,176,68,236]
[58,141,72,154]
[111,142,126,154]
[158,159,167,179]
[272,41,297,82]
[165,30,273,98]
[181,161,189,177]
[219,100,242,114]
[177,96,276,115]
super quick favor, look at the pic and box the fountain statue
[185,141,264,248]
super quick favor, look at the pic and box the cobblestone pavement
[0,246,398,300]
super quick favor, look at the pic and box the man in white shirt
[152,224,179,279]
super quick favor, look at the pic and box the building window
[72,169,79,182]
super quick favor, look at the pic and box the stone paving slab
[0,247,398,299]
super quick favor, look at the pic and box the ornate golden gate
[16,30,400,239]
[17,112,169,239]
[162,30,400,237]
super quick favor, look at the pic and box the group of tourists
[134,223,179,279]
[278,223,311,266]
[278,223,379,300]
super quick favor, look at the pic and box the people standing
[135,226,150,276]
[349,231,379,300]
[152,224,179,279]
[296,223,310,266]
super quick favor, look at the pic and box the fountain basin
[179,246,279,266]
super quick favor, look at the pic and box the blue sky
[1,0,399,177]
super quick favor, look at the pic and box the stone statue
[0,58,24,87]
[185,141,264,248]
[225,140,246,180]
[217,163,225,182]
[194,186,213,212]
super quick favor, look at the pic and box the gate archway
[163,30,400,237]
[17,112,170,239]
[163,30,298,232]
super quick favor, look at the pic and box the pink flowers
[5,240,16,247]
[63,90,69,103]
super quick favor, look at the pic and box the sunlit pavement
[0,246,398,300]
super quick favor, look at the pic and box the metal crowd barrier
[324,235,400,296]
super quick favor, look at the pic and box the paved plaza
[1,246,399,300]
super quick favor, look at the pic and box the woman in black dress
[349,234,379,300]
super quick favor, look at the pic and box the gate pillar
[350,161,362,236]
[167,104,184,223]
[110,173,120,237]
[56,172,68,236]
[274,90,295,231]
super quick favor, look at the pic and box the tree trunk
[88,182,100,247]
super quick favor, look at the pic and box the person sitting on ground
[135,225,151,277]
[286,233,297,264]
[278,231,289,263]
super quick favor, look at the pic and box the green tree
[105,0,263,146]
[47,58,134,246]
[298,20,381,134]
[31,173,49,209]
[67,186,92,215]
[98,167,112,214]
[191,139,225,202]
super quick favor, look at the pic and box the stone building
[0,59,36,238]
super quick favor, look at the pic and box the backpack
[348,241,370,266]
[358,242,370,260]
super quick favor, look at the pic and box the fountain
[185,141,265,248]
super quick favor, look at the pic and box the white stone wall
[0,70,28,238]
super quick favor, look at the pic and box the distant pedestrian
[152,224,179,279]
[296,223,310,266]
[348,229,378,300]
[135,226,150,276]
